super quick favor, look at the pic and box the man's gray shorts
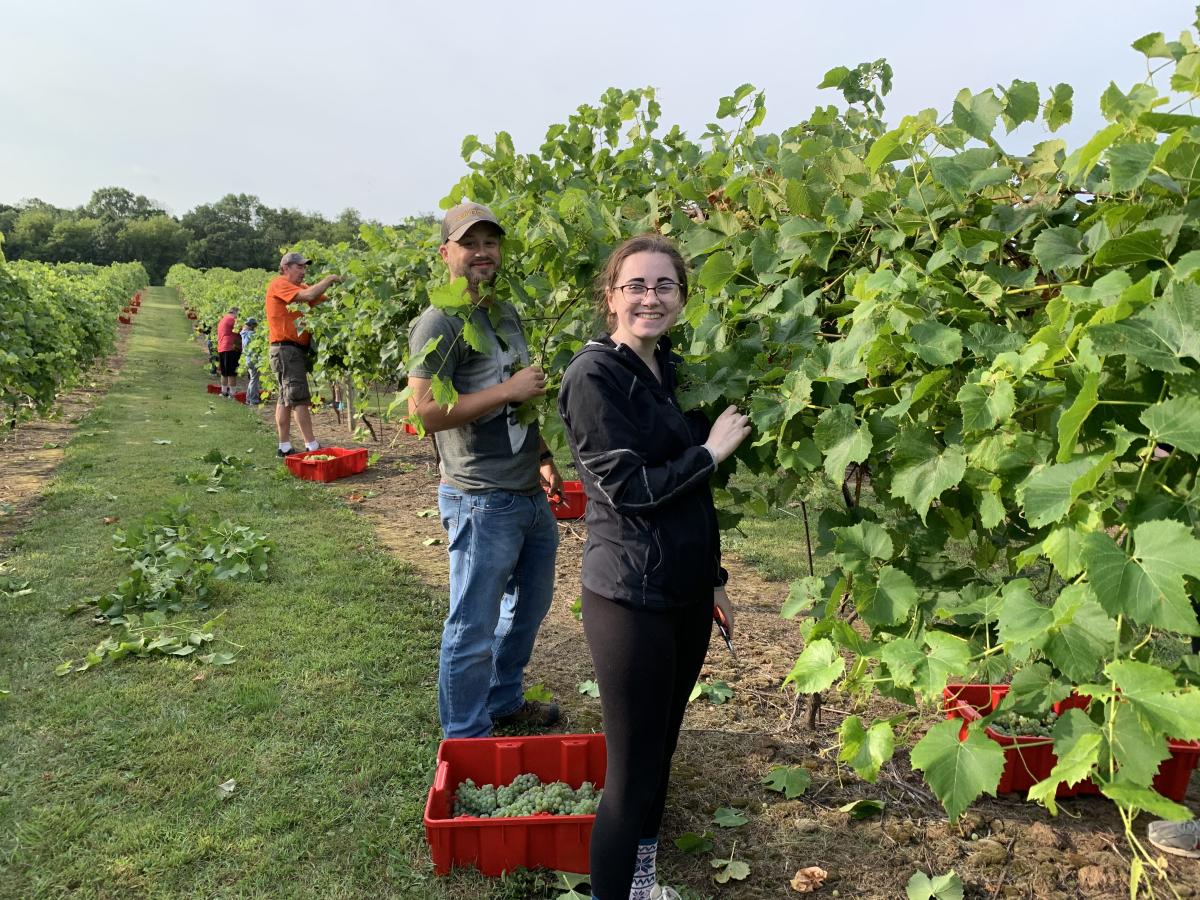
[268,343,311,407]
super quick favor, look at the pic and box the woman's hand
[703,405,751,464]
[714,586,733,637]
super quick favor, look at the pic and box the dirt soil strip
[0,322,134,547]
[277,400,1200,899]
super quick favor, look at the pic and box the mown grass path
[0,289,512,899]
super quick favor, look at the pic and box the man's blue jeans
[437,483,558,738]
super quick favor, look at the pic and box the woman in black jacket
[558,234,750,900]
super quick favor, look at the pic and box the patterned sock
[629,837,657,899]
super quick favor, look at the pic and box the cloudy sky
[1,0,1192,223]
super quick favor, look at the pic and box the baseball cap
[441,202,505,243]
[280,251,311,268]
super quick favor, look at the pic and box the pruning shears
[713,605,737,660]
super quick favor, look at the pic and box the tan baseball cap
[441,202,505,243]
[280,251,311,268]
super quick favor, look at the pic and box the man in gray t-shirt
[407,202,562,738]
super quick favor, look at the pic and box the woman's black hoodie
[557,334,726,609]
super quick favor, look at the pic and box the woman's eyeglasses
[614,282,681,301]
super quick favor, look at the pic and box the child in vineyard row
[557,234,751,900]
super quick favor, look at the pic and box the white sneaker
[649,886,681,900]
[1147,818,1200,858]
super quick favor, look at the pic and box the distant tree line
[0,187,383,283]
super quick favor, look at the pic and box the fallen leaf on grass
[347,493,367,503]
[674,831,714,853]
[192,672,206,682]
[712,857,751,884]
[713,807,748,827]
[577,679,600,698]
[216,778,237,799]
[839,798,884,819]
[422,537,443,546]
[101,516,119,525]
[790,866,828,893]
[524,684,553,703]
[416,508,438,518]
[152,439,173,445]
[761,765,812,799]
[42,442,59,449]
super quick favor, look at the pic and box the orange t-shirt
[264,276,329,345]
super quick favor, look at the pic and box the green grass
[0,290,560,900]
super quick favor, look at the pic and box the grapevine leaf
[711,858,751,883]
[1089,283,1200,373]
[674,831,714,853]
[1107,142,1158,193]
[760,765,812,799]
[1044,587,1117,683]
[906,321,962,366]
[889,428,966,522]
[712,807,748,827]
[1044,83,1074,131]
[1001,80,1040,131]
[1000,662,1071,713]
[1055,372,1100,463]
[839,716,895,782]
[913,632,972,701]
[1033,225,1088,272]
[428,278,470,310]
[1017,454,1110,528]
[1093,229,1167,267]
[1101,782,1193,821]
[577,679,600,698]
[1106,659,1200,739]
[833,521,892,574]
[839,798,885,819]
[854,565,918,627]
[906,869,964,900]
[879,638,924,690]
[1139,395,1200,453]
[697,252,737,293]
[951,88,1002,142]
[1028,732,1101,815]
[1081,521,1200,635]
[782,576,825,619]
[996,579,1052,655]
[814,404,872,483]
[1042,525,1088,578]
[957,380,1015,433]
[430,374,458,410]
[1063,123,1124,183]
[783,639,844,693]
[1109,702,1171,786]
[910,719,1006,820]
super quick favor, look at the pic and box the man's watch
[539,450,554,462]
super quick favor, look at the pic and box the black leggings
[582,588,712,899]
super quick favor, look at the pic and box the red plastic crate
[425,733,606,876]
[118,314,131,325]
[548,481,587,520]
[187,311,198,320]
[403,422,419,436]
[944,684,1200,801]
[234,391,247,403]
[284,447,368,482]
[206,383,221,395]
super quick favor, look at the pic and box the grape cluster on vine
[453,773,601,818]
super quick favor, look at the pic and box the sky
[1,1,1194,224]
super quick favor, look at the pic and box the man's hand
[506,366,548,404]
[540,459,563,499]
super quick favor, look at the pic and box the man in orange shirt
[265,251,343,457]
